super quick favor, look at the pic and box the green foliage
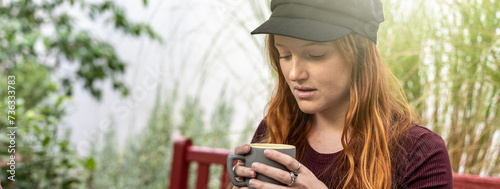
[86,84,252,188]
[85,123,122,189]
[0,0,162,100]
[208,89,234,149]
[0,60,82,188]
[379,0,500,176]
[180,96,206,142]
[439,0,500,175]
[82,88,177,189]
[0,0,161,188]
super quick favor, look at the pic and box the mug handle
[227,154,246,187]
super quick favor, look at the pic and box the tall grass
[379,0,500,176]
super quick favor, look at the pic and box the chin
[297,105,319,114]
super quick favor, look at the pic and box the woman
[232,0,453,188]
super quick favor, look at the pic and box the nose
[288,58,308,82]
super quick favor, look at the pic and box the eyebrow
[274,41,329,48]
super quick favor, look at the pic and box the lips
[294,86,317,98]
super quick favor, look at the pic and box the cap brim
[251,17,351,42]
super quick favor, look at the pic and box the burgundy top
[251,121,453,188]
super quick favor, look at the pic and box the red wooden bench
[169,136,232,189]
[452,173,500,189]
[169,136,500,189]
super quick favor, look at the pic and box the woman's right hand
[232,144,256,189]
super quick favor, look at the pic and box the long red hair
[262,33,414,189]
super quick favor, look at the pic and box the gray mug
[227,143,296,188]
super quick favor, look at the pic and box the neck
[312,112,345,134]
[312,100,350,133]
[308,106,348,154]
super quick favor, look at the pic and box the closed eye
[309,53,326,60]
[279,55,292,60]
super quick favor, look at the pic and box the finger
[263,149,300,172]
[251,162,292,186]
[234,164,256,178]
[234,144,251,155]
[248,179,287,189]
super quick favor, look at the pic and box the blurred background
[0,0,498,188]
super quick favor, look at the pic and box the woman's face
[275,35,352,115]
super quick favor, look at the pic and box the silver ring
[294,163,301,172]
[288,171,298,186]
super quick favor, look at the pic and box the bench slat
[220,165,231,189]
[196,163,210,189]
[453,174,500,189]
[186,146,231,165]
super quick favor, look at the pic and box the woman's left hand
[247,149,328,189]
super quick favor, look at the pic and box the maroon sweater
[251,121,453,188]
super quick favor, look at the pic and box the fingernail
[244,145,250,151]
[264,149,270,155]
[249,170,255,177]
[249,179,255,186]
[252,162,258,168]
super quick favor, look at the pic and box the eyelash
[309,54,325,59]
[279,55,292,60]
[278,53,326,60]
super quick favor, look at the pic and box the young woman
[231,0,453,188]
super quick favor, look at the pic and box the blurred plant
[438,0,499,176]
[85,87,174,189]
[0,0,161,188]
[0,62,80,188]
[379,0,500,176]
[86,83,254,188]
[0,0,161,100]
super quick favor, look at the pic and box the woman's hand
[232,144,256,189]
[248,149,328,189]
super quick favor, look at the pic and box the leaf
[48,83,58,91]
[56,96,63,107]
[34,124,42,134]
[59,141,69,151]
[62,178,79,187]
[143,0,148,6]
[84,157,96,171]
[42,136,51,147]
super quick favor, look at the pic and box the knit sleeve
[403,126,454,189]
[250,120,267,143]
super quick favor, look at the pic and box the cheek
[334,73,351,91]
[320,64,352,91]
[280,64,292,83]
[329,58,351,82]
